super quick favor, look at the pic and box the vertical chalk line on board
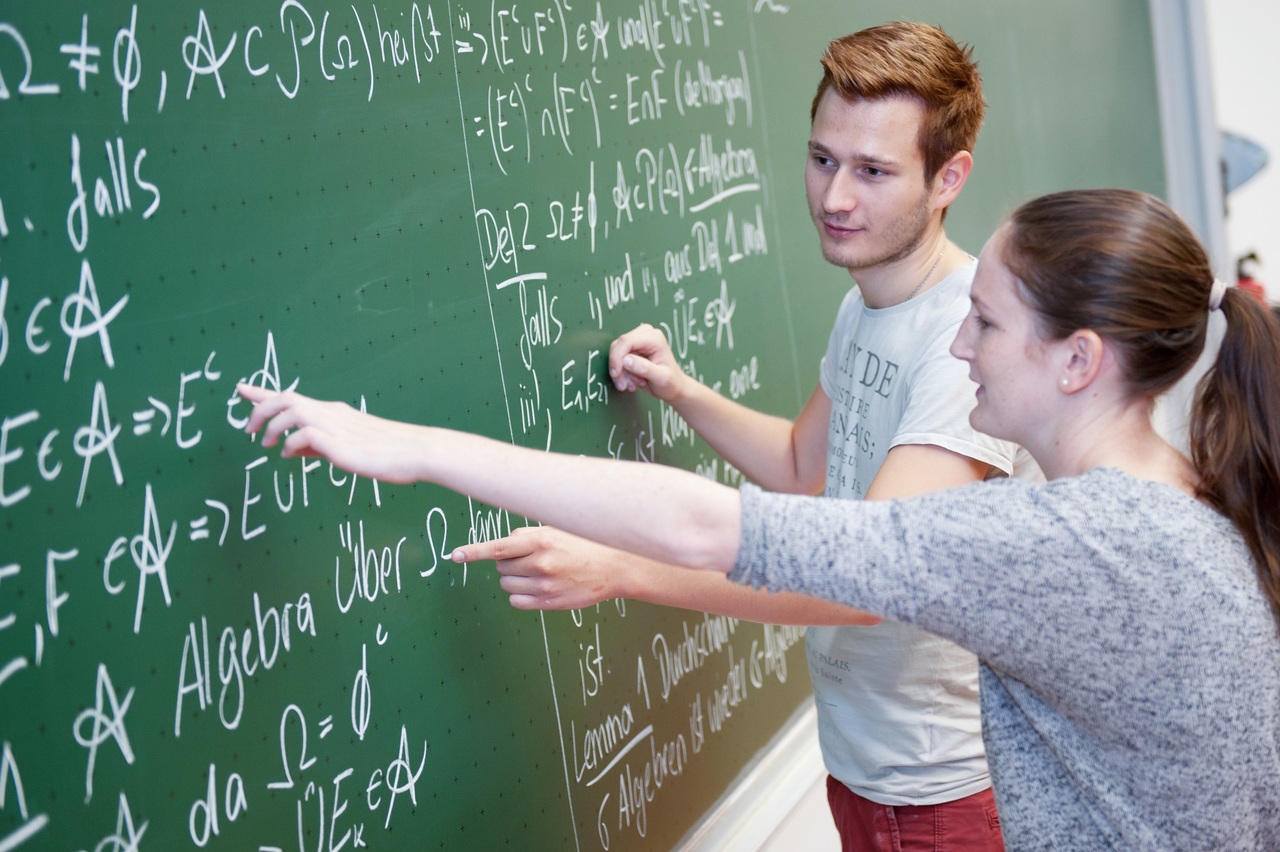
[445,3,516,450]
[743,12,806,413]
[442,2,581,850]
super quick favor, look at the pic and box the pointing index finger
[452,529,537,564]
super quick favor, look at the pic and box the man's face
[805,90,938,272]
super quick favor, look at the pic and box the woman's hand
[238,383,428,484]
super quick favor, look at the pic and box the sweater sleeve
[730,480,1030,657]
[728,472,1240,686]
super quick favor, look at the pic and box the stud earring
[1060,377,1069,388]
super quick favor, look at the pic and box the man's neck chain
[906,245,946,301]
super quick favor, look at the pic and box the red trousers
[826,775,1004,852]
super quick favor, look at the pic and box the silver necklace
[906,246,946,301]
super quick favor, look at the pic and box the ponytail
[1190,287,1280,628]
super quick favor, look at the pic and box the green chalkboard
[1,2,1164,850]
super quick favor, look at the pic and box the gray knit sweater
[730,468,1280,850]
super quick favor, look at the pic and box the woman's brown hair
[1003,188,1280,628]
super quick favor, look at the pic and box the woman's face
[950,226,1059,445]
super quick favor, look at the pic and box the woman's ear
[1058,329,1105,394]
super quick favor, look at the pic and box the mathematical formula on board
[1,0,810,849]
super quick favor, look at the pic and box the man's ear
[932,150,973,211]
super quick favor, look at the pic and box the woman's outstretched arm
[238,384,742,573]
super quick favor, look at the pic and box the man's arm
[609,324,830,494]
[863,442,992,500]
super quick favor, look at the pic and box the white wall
[1206,0,1280,301]
[681,705,840,851]
[759,772,840,851]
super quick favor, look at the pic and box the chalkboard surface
[2,2,1163,850]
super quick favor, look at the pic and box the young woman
[240,189,1280,849]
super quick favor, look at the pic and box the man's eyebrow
[807,139,898,168]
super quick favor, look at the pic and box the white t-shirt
[811,263,1020,805]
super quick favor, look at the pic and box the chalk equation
[1,1,812,849]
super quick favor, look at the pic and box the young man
[466,23,1019,851]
